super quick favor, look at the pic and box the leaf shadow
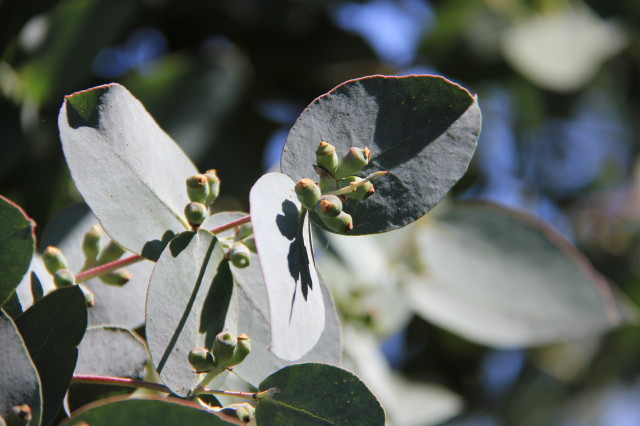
[199,259,233,349]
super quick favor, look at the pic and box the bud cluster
[294,141,386,233]
[187,331,251,373]
[80,227,130,287]
[222,222,256,269]
[42,244,95,307]
[184,170,220,228]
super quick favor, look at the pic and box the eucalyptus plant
[1,74,483,424]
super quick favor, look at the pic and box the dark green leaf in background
[0,195,35,307]
[249,173,325,362]
[15,285,87,426]
[58,84,198,259]
[0,309,42,426]
[257,363,385,426]
[280,75,481,235]
[146,230,233,397]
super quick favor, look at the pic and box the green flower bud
[235,222,253,240]
[188,346,216,373]
[97,240,126,265]
[295,178,321,211]
[43,246,68,275]
[316,141,338,175]
[220,403,255,423]
[186,174,210,204]
[241,235,256,253]
[184,202,207,228]
[228,333,251,367]
[82,225,102,265]
[9,404,32,424]
[99,268,131,286]
[204,169,221,206]
[334,147,371,179]
[314,195,343,218]
[319,175,337,194]
[213,331,237,368]
[321,211,354,234]
[53,269,75,288]
[228,242,251,269]
[338,176,375,200]
[78,284,95,307]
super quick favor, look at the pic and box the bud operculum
[220,403,255,423]
[82,225,102,266]
[235,223,253,240]
[322,211,354,234]
[228,333,251,366]
[314,195,343,218]
[338,176,375,199]
[228,242,251,269]
[334,147,371,179]
[204,169,221,206]
[188,346,216,373]
[295,178,321,211]
[186,174,210,204]
[43,246,68,275]
[316,141,338,175]
[241,235,256,253]
[184,202,208,228]
[78,284,95,307]
[213,331,237,368]
[97,240,126,265]
[53,269,75,288]
[99,268,131,286]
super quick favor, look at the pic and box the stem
[194,387,280,400]
[192,367,226,396]
[71,374,170,393]
[324,171,388,197]
[74,215,252,283]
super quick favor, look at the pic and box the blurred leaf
[15,285,87,426]
[58,84,198,259]
[75,326,148,380]
[405,202,621,347]
[0,195,35,307]
[40,203,152,329]
[63,396,232,425]
[0,309,42,425]
[249,173,325,361]
[280,75,481,235]
[257,363,385,426]
[501,5,626,93]
[146,230,233,397]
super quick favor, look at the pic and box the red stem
[71,374,170,393]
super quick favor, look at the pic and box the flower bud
[241,235,256,253]
[82,226,102,265]
[228,333,251,367]
[235,223,253,240]
[321,211,354,234]
[228,242,251,269]
[97,240,126,265]
[213,331,237,368]
[186,174,210,204]
[319,175,337,194]
[334,147,371,179]
[99,268,131,286]
[188,346,216,373]
[338,176,375,200]
[9,404,32,424]
[316,141,338,175]
[204,169,221,206]
[314,195,343,218]
[53,269,75,288]
[184,202,207,228]
[295,178,321,211]
[220,403,255,423]
[43,246,68,275]
[78,284,95,307]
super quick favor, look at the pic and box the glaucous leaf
[406,202,621,347]
[257,363,385,426]
[40,203,152,329]
[146,230,233,396]
[249,173,325,361]
[15,285,87,426]
[0,195,35,306]
[63,396,232,425]
[280,75,481,235]
[0,309,42,426]
[202,211,342,386]
[58,83,198,259]
[75,326,148,380]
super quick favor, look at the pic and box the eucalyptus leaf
[63,396,232,425]
[146,230,234,396]
[58,83,198,259]
[75,326,148,380]
[40,203,152,329]
[257,363,385,426]
[15,285,87,426]
[249,173,325,361]
[0,195,35,306]
[280,75,481,235]
[0,309,42,426]
[406,202,621,347]
[202,211,342,386]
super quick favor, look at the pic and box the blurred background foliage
[3,0,640,424]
